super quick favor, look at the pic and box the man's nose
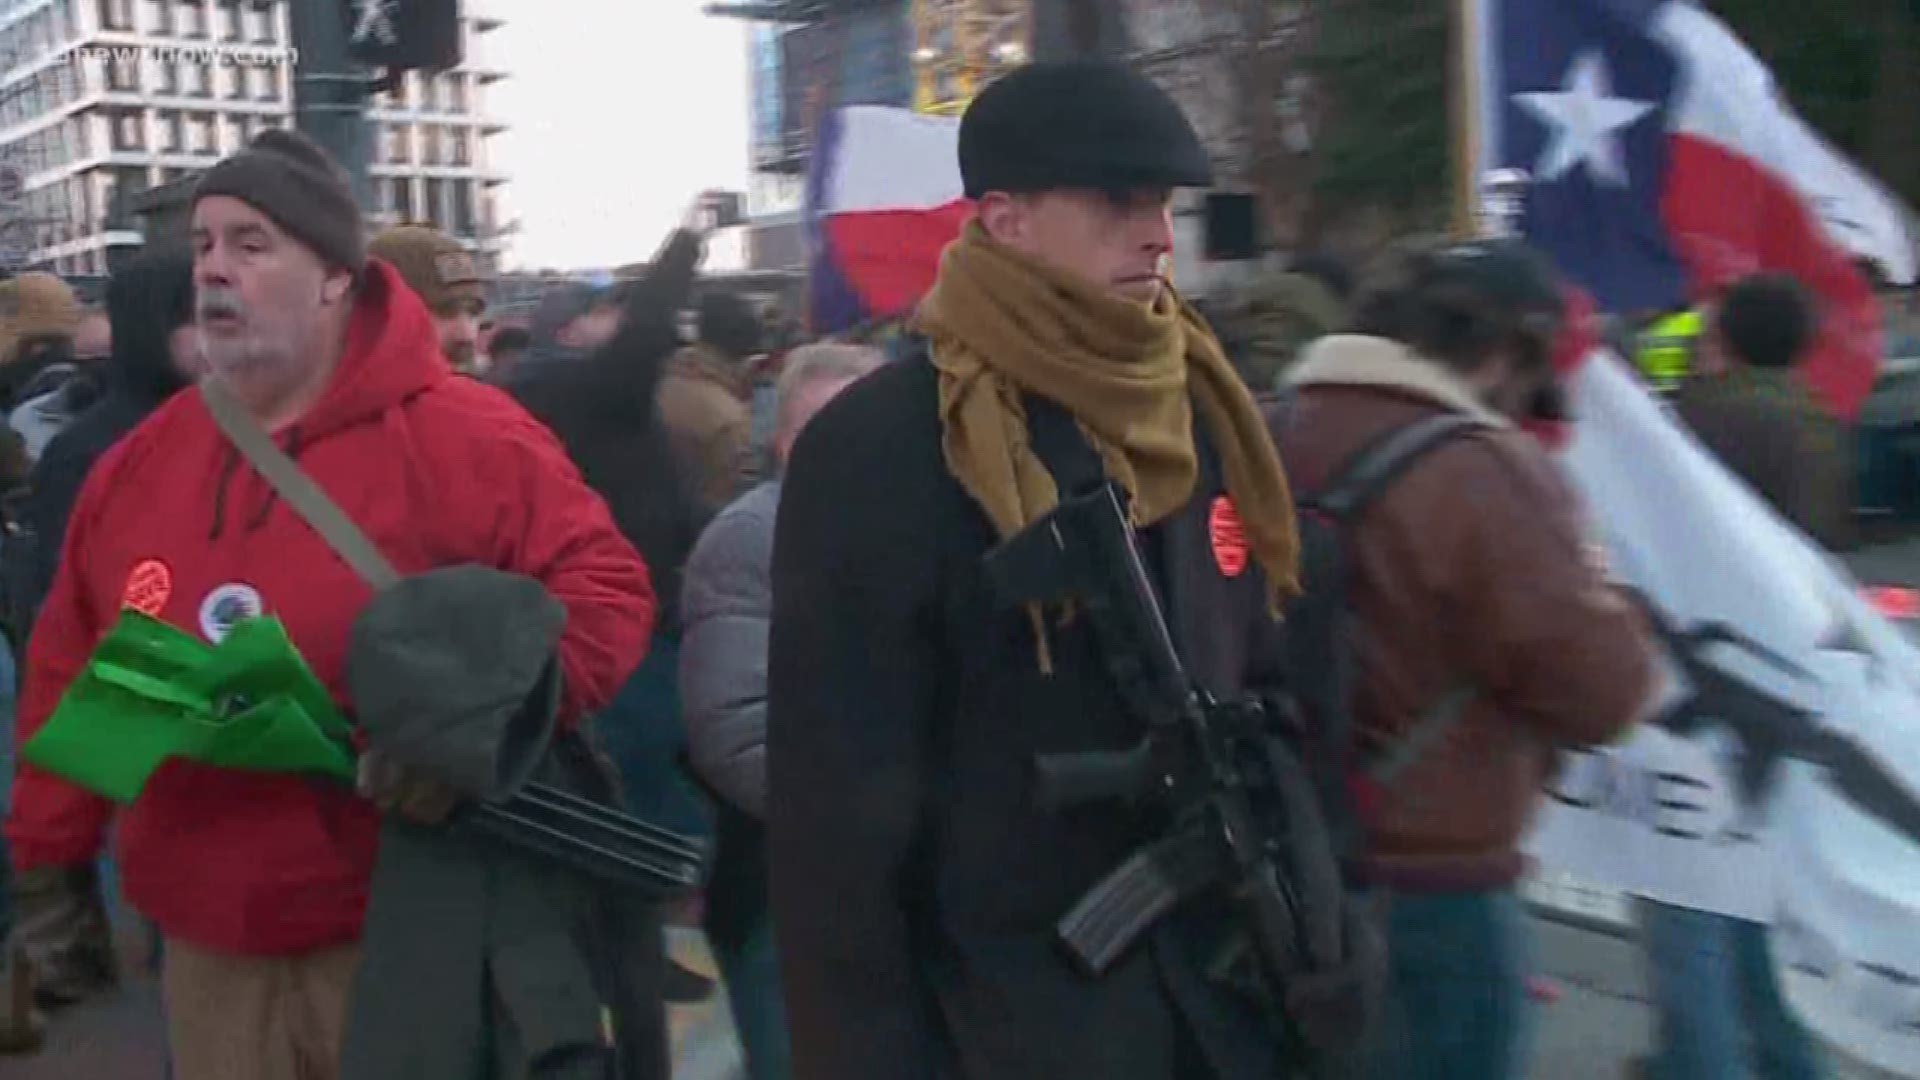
[1137,205,1175,256]
[195,243,233,289]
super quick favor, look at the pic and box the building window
[420,124,440,166]
[110,109,144,151]
[181,0,207,38]
[190,112,216,155]
[396,73,413,110]
[144,0,170,34]
[104,165,149,225]
[452,181,474,236]
[424,178,445,227]
[452,128,472,166]
[230,113,250,146]
[160,110,183,152]
[389,178,412,220]
[219,0,242,41]
[58,0,78,40]
[227,64,249,100]
[448,75,467,113]
[189,61,211,96]
[156,60,178,95]
[97,0,134,31]
[255,65,278,102]
[249,0,274,43]
[386,124,409,164]
[70,116,90,157]
[106,56,140,92]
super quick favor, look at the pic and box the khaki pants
[161,938,361,1080]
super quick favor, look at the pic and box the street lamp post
[289,0,373,207]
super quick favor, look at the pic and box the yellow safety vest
[1637,310,1703,392]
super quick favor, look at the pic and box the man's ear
[322,267,353,306]
[976,191,1024,246]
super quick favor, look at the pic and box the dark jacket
[0,340,78,491]
[8,251,193,645]
[1674,367,1853,551]
[510,230,708,633]
[342,739,670,1080]
[768,343,1296,1080]
[1271,336,1655,891]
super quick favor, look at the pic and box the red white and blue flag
[1487,5,1920,1066]
[804,106,972,335]
[1481,0,1914,419]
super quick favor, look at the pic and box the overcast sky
[488,0,751,271]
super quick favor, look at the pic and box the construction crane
[910,0,1032,116]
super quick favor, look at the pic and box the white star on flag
[1515,51,1656,187]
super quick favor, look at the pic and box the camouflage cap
[369,225,486,316]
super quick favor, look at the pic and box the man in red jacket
[3,130,656,1079]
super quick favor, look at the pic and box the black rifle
[1623,594,1920,848]
[462,782,709,899]
[982,481,1347,995]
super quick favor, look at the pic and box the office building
[0,0,509,276]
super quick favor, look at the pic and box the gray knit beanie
[194,128,366,274]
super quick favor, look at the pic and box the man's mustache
[198,291,246,322]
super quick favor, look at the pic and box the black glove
[6,863,118,1009]
[356,751,462,826]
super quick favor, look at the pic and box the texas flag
[805,106,973,335]
[1482,0,1916,419]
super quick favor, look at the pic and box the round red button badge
[1209,496,1250,578]
[122,559,173,616]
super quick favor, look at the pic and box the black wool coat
[767,343,1299,1080]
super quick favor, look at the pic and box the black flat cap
[960,60,1214,199]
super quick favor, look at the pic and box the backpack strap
[1286,407,1497,800]
[1306,412,1490,522]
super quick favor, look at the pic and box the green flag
[23,609,357,803]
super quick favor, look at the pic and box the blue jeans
[712,913,791,1080]
[1639,899,1825,1080]
[1370,889,1535,1080]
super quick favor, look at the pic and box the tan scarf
[916,222,1300,665]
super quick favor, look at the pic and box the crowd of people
[0,56,1875,1080]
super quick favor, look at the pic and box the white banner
[1524,352,1920,1074]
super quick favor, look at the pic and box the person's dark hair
[489,325,531,356]
[1714,272,1814,371]
[697,291,763,361]
[1350,240,1564,377]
